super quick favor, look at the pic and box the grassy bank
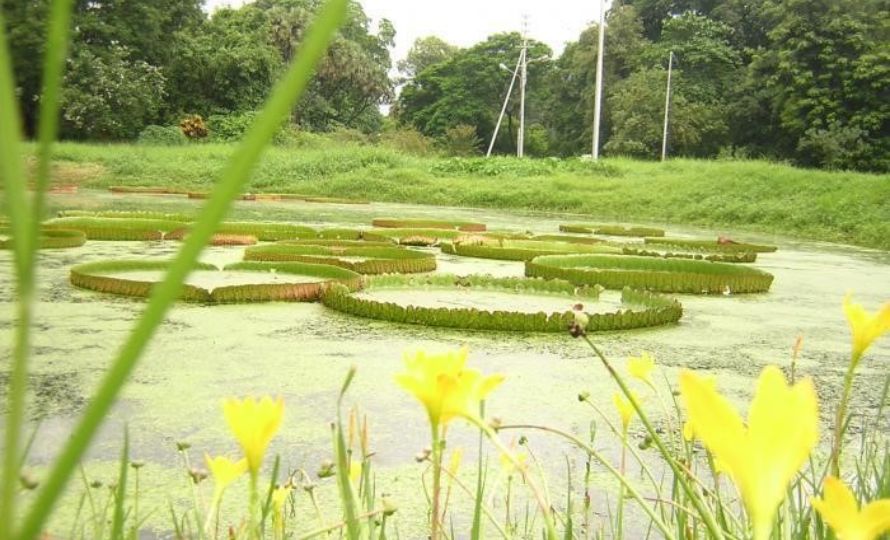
[25,142,890,250]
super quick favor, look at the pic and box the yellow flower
[627,352,655,385]
[680,366,818,540]
[349,460,362,488]
[812,476,890,540]
[204,454,247,493]
[395,347,504,429]
[613,392,639,433]
[447,447,463,477]
[223,396,285,474]
[498,448,527,476]
[844,294,890,362]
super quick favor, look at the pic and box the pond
[1,189,889,537]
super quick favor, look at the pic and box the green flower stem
[581,401,663,499]
[498,423,676,540]
[831,353,860,476]
[437,465,509,538]
[469,418,558,540]
[617,432,627,539]
[430,424,443,540]
[295,509,386,540]
[15,2,347,538]
[582,335,724,540]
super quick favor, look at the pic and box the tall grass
[23,142,890,251]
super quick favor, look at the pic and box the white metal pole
[592,0,606,159]
[486,53,523,157]
[661,50,673,161]
[518,43,527,157]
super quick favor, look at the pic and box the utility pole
[486,55,522,157]
[518,14,529,157]
[661,50,674,162]
[591,0,606,159]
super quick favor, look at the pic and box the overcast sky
[204,0,604,61]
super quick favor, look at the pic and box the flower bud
[188,468,207,484]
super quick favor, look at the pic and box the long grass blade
[0,12,30,540]
[16,2,347,538]
[0,0,71,535]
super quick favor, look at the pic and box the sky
[204,0,605,61]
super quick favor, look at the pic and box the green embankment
[21,142,890,251]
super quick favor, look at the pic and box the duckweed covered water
[1,190,889,536]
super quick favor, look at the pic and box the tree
[398,36,460,79]
[164,6,284,117]
[397,33,552,154]
[644,12,741,104]
[2,0,202,136]
[543,5,649,155]
[604,68,728,158]
[60,46,166,140]
[746,0,890,170]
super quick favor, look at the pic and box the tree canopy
[3,0,888,171]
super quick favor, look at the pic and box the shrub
[137,125,187,146]
[438,124,481,156]
[379,127,435,156]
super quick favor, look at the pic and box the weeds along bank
[32,141,890,252]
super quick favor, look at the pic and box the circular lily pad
[243,244,436,275]
[321,274,682,332]
[441,238,621,261]
[69,260,362,303]
[526,254,774,294]
[0,227,86,249]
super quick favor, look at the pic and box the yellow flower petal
[813,476,890,540]
[844,294,890,362]
[204,454,247,492]
[627,352,655,385]
[223,395,284,474]
[680,366,818,540]
[395,347,503,429]
[349,460,363,487]
[612,392,639,433]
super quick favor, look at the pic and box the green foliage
[743,0,890,171]
[60,45,166,140]
[137,125,187,146]
[430,156,621,177]
[603,68,729,158]
[379,126,435,156]
[397,32,552,154]
[438,124,482,156]
[397,35,459,79]
[207,110,294,144]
